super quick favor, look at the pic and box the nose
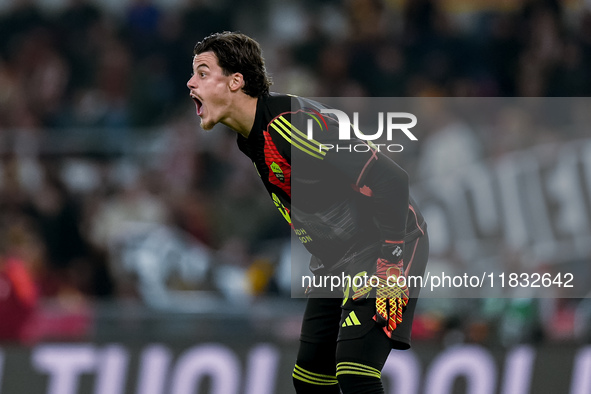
[187,75,197,90]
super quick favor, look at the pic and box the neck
[222,95,258,138]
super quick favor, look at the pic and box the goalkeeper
[187,32,429,394]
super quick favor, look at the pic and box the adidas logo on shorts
[342,311,361,327]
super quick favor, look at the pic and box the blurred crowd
[1,0,591,344]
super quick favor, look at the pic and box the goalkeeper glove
[353,241,409,335]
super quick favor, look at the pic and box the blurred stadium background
[1,0,591,393]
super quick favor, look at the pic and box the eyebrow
[196,63,210,70]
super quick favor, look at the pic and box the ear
[229,73,245,92]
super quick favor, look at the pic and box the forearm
[359,154,409,242]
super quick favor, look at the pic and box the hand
[353,257,409,335]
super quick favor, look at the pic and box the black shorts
[300,231,429,350]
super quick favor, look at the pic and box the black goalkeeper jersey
[237,93,426,274]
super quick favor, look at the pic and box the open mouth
[191,95,203,116]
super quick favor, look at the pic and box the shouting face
[187,51,237,130]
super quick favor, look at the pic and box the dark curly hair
[194,32,272,97]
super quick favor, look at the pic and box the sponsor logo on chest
[270,162,284,182]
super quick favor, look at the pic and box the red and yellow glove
[353,245,409,335]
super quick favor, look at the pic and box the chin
[200,118,215,131]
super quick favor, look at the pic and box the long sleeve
[356,153,409,241]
